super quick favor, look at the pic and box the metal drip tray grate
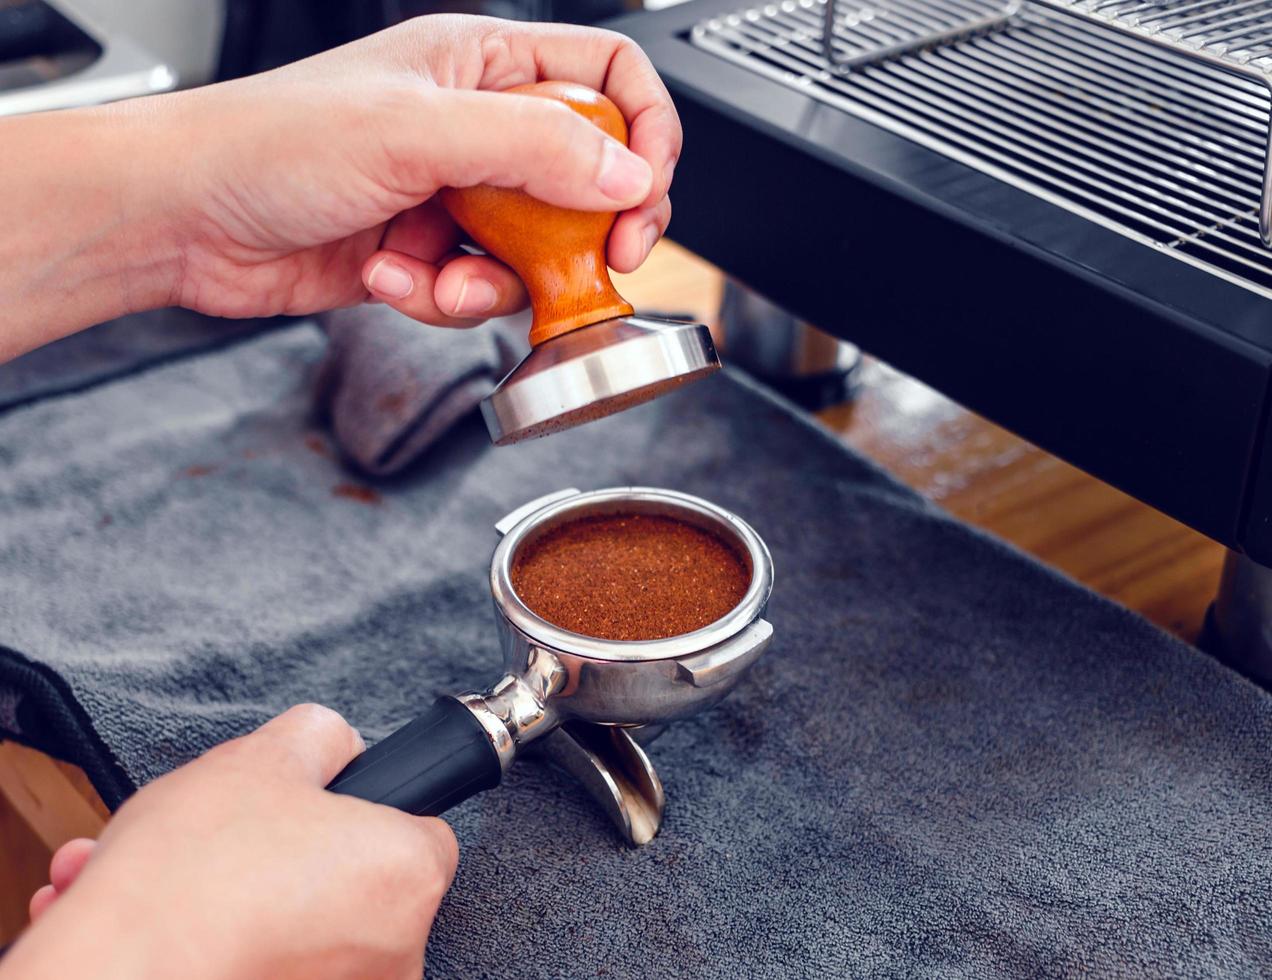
[819,0,1021,69]
[691,0,1272,296]
[1036,0,1272,71]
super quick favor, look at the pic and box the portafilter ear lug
[534,722,666,846]
[495,487,582,537]
[674,620,773,688]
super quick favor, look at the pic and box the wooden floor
[0,240,1226,945]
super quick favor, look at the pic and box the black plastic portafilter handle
[327,698,502,816]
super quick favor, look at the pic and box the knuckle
[523,101,589,188]
[374,86,443,194]
[196,729,275,780]
[204,733,254,767]
[405,822,457,894]
[367,821,454,904]
[536,99,580,144]
[478,29,518,83]
[288,702,349,732]
[413,822,457,875]
[280,703,358,756]
[423,818,460,868]
[594,27,636,57]
[664,99,684,138]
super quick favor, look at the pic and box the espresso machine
[610,0,1272,688]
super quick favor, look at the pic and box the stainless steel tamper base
[480,315,721,445]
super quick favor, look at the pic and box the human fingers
[432,254,529,319]
[363,251,487,326]
[372,205,528,320]
[27,885,57,923]
[457,21,682,208]
[608,195,672,274]
[49,838,97,893]
[386,88,652,212]
[231,703,367,787]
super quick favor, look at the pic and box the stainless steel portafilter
[328,488,775,845]
[436,81,720,446]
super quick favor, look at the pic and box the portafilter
[327,487,774,844]
[436,81,720,446]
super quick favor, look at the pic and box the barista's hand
[1,705,458,980]
[163,16,677,326]
[0,15,680,359]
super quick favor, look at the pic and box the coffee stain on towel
[304,433,332,458]
[376,390,412,420]
[332,483,382,506]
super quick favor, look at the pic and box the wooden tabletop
[0,240,1224,945]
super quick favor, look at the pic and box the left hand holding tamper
[0,15,681,360]
[1,705,458,980]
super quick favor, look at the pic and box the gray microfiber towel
[317,304,527,475]
[2,321,1271,978]
[0,308,276,413]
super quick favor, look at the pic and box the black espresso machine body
[610,0,1272,564]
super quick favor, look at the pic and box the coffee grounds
[510,513,750,641]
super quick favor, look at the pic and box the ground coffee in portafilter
[510,513,750,641]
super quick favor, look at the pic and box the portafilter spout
[437,82,720,446]
[327,487,774,845]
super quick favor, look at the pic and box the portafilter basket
[328,487,775,845]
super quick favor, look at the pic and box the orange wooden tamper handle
[438,81,636,348]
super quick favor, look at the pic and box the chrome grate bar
[691,0,1272,296]
[1064,0,1272,69]
[1026,0,1272,240]
[820,0,1021,69]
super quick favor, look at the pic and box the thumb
[243,703,367,787]
[393,89,654,211]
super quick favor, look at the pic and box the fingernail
[452,276,498,316]
[597,140,653,203]
[642,223,659,258]
[351,727,366,754]
[367,259,413,300]
[663,157,677,190]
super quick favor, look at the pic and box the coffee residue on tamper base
[510,513,749,641]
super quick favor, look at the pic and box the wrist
[0,96,186,359]
[89,95,191,316]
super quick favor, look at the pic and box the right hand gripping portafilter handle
[437,80,636,349]
[326,698,501,816]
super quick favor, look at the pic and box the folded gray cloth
[1,321,1270,978]
[318,304,527,475]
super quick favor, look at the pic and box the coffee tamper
[437,82,720,446]
[328,487,774,845]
